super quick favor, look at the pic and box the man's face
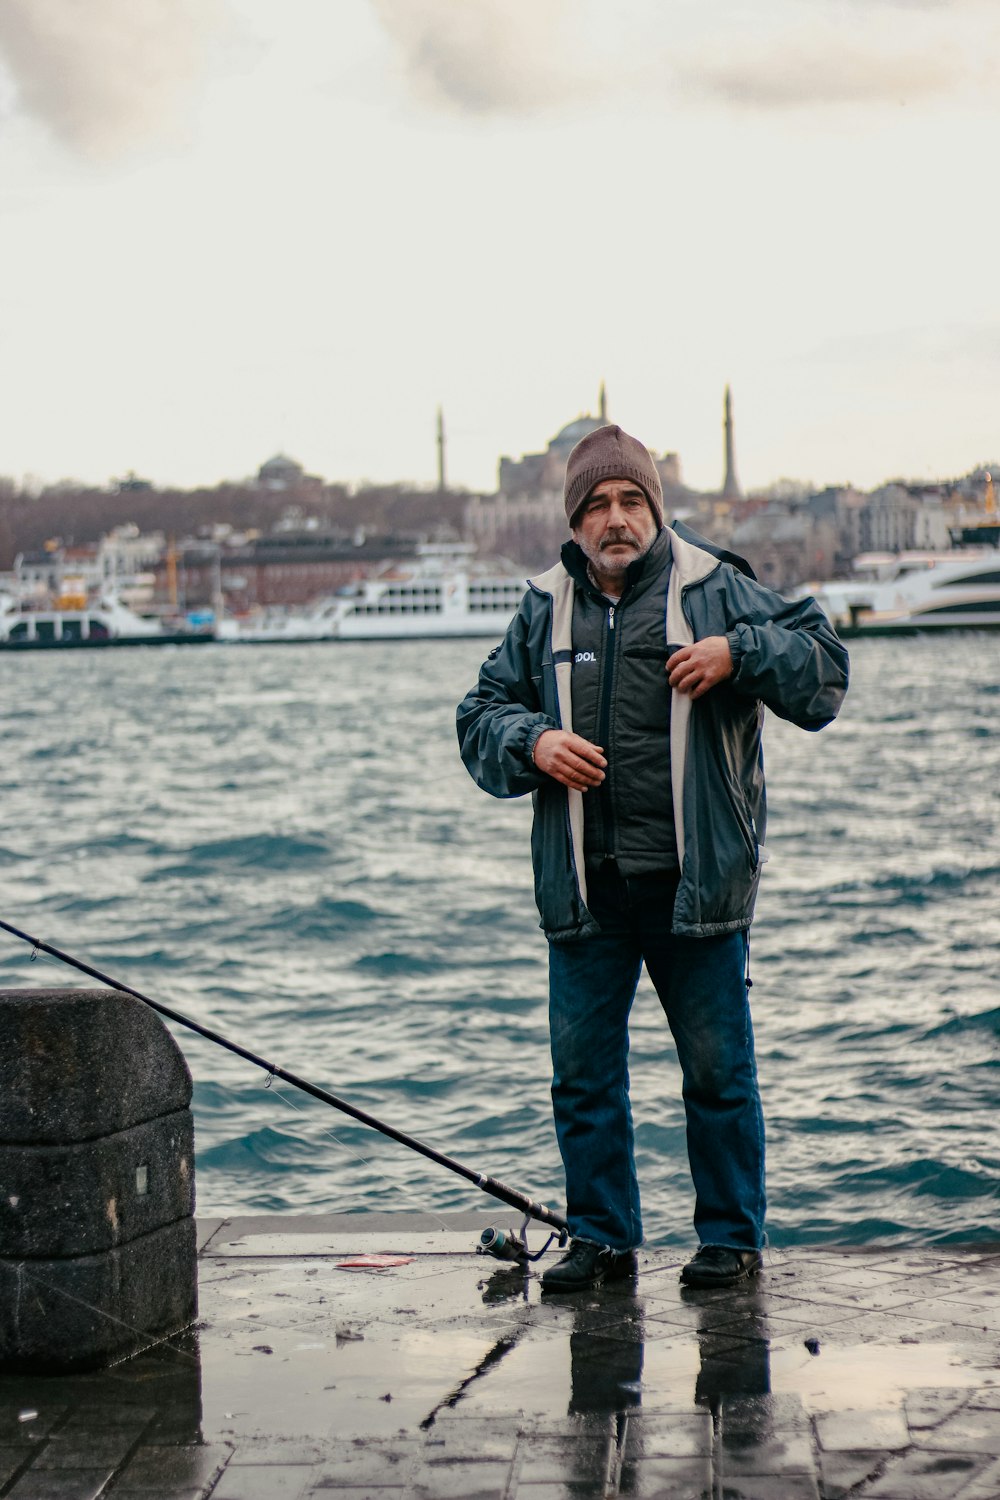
[572,478,658,586]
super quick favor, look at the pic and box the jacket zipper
[598,603,617,854]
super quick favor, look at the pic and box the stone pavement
[3,1213,1000,1499]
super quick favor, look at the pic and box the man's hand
[532,730,607,790]
[667,637,733,699]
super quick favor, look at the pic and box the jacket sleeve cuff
[726,627,748,678]
[525,720,552,765]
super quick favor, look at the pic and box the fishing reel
[477,1214,567,1266]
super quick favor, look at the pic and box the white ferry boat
[810,548,1000,635]
[0,592,209,649]
[219,545,528,643]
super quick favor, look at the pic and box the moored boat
[0,592,215,649]
[809,547,1000,636]
[219,544,527,644]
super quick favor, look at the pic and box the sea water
[0,634,997,1247]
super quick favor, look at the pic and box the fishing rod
[0,917,567,1264]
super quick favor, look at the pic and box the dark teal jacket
[456,524,849,940]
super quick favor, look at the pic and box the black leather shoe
[679,1245,763,1288]
[541,1239,638,1292]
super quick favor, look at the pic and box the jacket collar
[529,525,719,599]
[558,527,671,600]
[670,517,756,580]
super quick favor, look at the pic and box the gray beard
[579,532,653,583]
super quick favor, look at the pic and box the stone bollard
[0,987,198,1373]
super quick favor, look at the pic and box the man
[457,425,848,1291]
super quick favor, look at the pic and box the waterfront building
[15,527,169,612]
[153,530,421,615]
[730,504,838,592]
[98,524,164,601]
[857,484,950,553]
[14,542,71,600]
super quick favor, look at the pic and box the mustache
[599,531,641,551]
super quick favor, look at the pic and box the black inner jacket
[562,531,678,875]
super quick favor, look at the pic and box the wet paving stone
[303,1489,406,1499]
[58,1405,157,1435]
[8,1218,1000,1499]
[32,1432,139,1468]
[857,1448,990,1499]
[0,1447,34,1490]
[915,1407,1000,1455]
[515,1434,615,1484]
[719,1477,820,1499]
[308,1441,421,1485]
[211,1465,316,1499]
[814,1408,910,1452]
[410,1458,512,1498]
[109,1442,233,1495]
[6,1471,117,1500]
[721,1428,817,1476]
[618,1453,712,1498]
[507,1486,606,1499]
[0,1405,69,1442]
[815,1448,884,1499]
[810,1310,945,1343]
[951,1456,1000,1500]
[919,1273,1000,1306]
[721,1392,811,1431]
[770,1282,927,1314]
[621,1409,713,1458]
[821,1267,924,1291]
[903,1388,973,1429]
[967,1387,1000,1412]
[904,1297,1000,1332]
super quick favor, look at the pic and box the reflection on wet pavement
[2,1214,1000,1497]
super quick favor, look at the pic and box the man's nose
[605,501,631,528]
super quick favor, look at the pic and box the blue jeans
[548,861,765,1252]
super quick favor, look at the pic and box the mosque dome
[550,416,604,451]
[257,453,306,490]
[259,453,303,479]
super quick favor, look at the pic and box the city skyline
[1,1,999,496]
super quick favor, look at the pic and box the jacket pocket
[623,646,670,663]
[532,656,559,717]
[728,783,759,872]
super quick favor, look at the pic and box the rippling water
[1,634,998,1247]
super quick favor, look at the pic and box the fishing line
[264,1080,457,1235]
[19,936,456,1228]
[0,916,568,1257]
[4,947,517,1374]
[6,944,213,1369]
[12,1263,202,1370]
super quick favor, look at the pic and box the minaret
[722,384,741,500]
[436,406,446,494]
[598,381,607,424]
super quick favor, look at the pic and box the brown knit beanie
[564,424,664,529]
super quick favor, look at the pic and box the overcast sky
[1,0,998,495]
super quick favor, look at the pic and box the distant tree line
[0,479,470,568]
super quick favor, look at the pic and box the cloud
[685,37,954,110]
[0,0,225,156]
[370,0,993,118]
[675,2,993,110]
[368,0,598,114]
